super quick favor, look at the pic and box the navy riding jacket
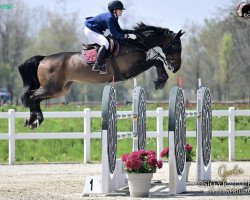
[85,12,128,42]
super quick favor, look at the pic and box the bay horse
[18,22,184,129]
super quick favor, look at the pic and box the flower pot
[126,173,153,197]
[186,161,192,181]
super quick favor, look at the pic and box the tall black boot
[92,46,107,73]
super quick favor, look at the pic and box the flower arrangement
[160,143,195,162]
[185,144,195,161]
[121,149,163,173]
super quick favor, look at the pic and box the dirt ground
[0,161,250,200]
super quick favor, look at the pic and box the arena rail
[0,108,249,164]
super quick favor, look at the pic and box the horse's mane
[133,22,173,39]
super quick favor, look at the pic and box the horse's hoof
[30,119,39,130]
[154,79,167,90]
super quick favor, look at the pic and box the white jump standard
[84,84,147,195]
[168,84,212,195]
[84,83,212,196]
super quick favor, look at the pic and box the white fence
[0,107,249,165]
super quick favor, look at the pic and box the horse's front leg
[154,59,169,90]
[126,59,169,89]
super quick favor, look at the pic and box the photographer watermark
[197,164,250,194]
[218,164,244,181]
[0,4,16,9]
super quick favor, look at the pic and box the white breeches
[83,26,109,49]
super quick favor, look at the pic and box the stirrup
[92,63,99,71]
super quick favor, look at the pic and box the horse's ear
[180,30,185,37]
[176,30,185,38]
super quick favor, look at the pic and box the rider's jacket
[85,12,128,42]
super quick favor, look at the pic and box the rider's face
[115,9,123,16]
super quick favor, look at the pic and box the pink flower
[121,150,162,173]
[132,158,143,170]
[121,153,130,162]
[160,147,169,158]
[126,159,133,169]
[148,156,157,167]
[131,151,140,160]
[157,160,163,169]
[148,150,156,156]
[138,149,148,157]
[148,153,156,160]
[186,144,192,152]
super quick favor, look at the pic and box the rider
[84,1,133,74]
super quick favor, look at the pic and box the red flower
[126,159,133,169]
[121,149,163,173]
[157,160,163,169]
[148,156,157,167]
[121,153,130,162]
[132,158,143,170]
[148,150,156,156]
[186,144,192,152]
[160,147,169,158]
[131,151,140,160]
[138,149,148,156]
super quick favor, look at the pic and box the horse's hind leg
[31,82,73,100]
[24,99,43,129]
[22,87,47,129]
[28,100,44,130]
[24,101,37,127]
[28,82,73,129]
[25,87,50,129]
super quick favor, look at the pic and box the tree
[182,2,249,101]
[26,11,79,55]
[198,19,224,100]
[222,12,250,100]
[181,24,205,100]
[0,0,30,102]
[219,33,234,100]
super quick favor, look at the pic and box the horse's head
[134,23,184,73]
[161,30,184,73]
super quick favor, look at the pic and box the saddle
[82,38,120,64]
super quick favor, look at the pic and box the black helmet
[108,1,125,12]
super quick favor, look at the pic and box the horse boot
[92,45,108,74]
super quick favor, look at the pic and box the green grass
[0,104,249,163]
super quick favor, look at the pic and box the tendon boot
[92,45,108,73]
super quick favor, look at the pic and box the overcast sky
[21,0,238,32]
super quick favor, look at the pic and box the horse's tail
[18,55,45,107]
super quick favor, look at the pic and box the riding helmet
[108,1,125,12]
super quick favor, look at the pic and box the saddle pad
[81,40,119,64]
[82,49,97,64]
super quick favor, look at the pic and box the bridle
[135,30,181,71]
[162,35,182,71]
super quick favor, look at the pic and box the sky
[21,0,238,32]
